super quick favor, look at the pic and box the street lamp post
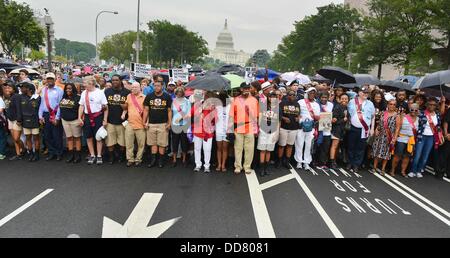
[44,12,54,72]
[96,10,119,65]
[136,0,141,64]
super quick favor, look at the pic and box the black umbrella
[413,70,450,98]
[354,74,381,86]
[318,66,356,84]
[310,74,332,83]
[186,73,231,91]
[217,64,245,77]
[380,80,414,93]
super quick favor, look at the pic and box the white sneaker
[194,167,201,172]
[408,172,416,178]
[304,164,311,171]
[417,173,423,178]
[297,163,303,169]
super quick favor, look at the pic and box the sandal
[222,167,227,173]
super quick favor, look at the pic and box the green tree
[0,1,45,56]
[269,4,363,74]
[388,0,434,74]
[99,31,140,64]
[428,0,450,69]
[356,0,402,78]
[247,49,271,67]
[147,20,209,65]
[29,50,46,61]
[55,39,96,63]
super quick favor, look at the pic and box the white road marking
[0,189,54,228]
[245,172,276,238]
[102,193,181,238]
[373,173,450,226]
[425,167,450,184]
[384,174,450,219]
[259,174,295,191]
[290,167,344,238]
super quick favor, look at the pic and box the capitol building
[209,20,251,67]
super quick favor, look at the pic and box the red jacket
[191,101,216,140]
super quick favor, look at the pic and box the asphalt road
[0,156,449,238]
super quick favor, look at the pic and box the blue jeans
[0,127,7,155]
[412,136,434,174]
[43,113,64,156]
[347,126,367,167]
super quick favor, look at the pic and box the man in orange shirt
[121,82,146,167]
[230,83,259,174]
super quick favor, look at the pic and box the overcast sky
[22,0,343,54]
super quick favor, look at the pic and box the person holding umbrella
[438,101,450,180]
[347,87,375,173]
[230,83,259,175]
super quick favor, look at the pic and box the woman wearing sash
[409,97,442,178]
[391,103,419,177]
[122,82,146,167]
[78,76,108,165]
[171,87,191,168]
[372,99,398,175]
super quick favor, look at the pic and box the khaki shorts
[8,120,22,131]
[147,123,169,147]
[62,119,82,138]
[279,128,298,147]
[23,128,39,135]
[106,124,126,147]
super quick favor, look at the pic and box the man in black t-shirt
[104,75,130,164]
[277,90,301,168]
[143,81,172,168]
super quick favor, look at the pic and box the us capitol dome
[209,19,251,67]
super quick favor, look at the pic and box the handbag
[302,119,314,133]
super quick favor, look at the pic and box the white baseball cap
[46,73,56,79]
[261,82,273,91]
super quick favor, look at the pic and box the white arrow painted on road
[102,193,181,238]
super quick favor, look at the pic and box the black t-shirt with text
[279,100,301,130]
[104,87,130,125]
[60,95,80,122]
[144,92,172,124]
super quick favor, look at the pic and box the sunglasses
[410,109,419,112]
[288,93,296,96]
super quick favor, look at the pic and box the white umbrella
[281,72,297,83]
[295,73,311,84]
[9,68,40,76]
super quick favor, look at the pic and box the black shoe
[353,167,359,173]
[108,152,115,165]
[127,161,134,167]
[346,164,352,171]
[118,152,125,163]
[56,155,62,161]
[330,160,338,170]
[46,154,56,161]
[66,152,75,163]
[259,168,265,177]
[9,155,22,161]
[148,154,157,168]
[274,160,281,169]
[172,161,178,168]
[28,152,35,162]
[73,151,82,164]
[282,158,291,169]
[264,163,272,176]
[32,153,40,162]
[158,157,164,168]
[135,162,142,167]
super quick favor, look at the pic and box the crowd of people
[0,68,449,180]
